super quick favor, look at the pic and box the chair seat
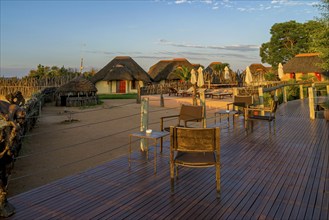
[248,115,275,121]
[175,152,216,167]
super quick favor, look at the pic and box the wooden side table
[214,110,238,126]
[129,130,169,174]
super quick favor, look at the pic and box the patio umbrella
[245,66,253,85]
[190,69,197,85]
[224,66,230,80]
[278,63,284,80]
[197,67,204,87]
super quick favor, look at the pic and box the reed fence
[0,76,75,99]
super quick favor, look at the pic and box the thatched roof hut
[55,76,97,107]
[204,62,223,75]
[148,58,196,82]
[91,56,151,84]
[283,53,327,73]
[242,63,270,82]
[57,77,97,93]
[90,56,151,94]
[282,53,328,81]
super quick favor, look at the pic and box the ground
[7,95,231,197]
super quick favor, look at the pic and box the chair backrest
[179,104,203,123]
[233,95,253,107]
[170,126,220,152]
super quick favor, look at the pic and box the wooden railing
[232,81,329,119]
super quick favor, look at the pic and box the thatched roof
[56,76,97,93]
[204,62,223,74]
[283,53,327,74]
[103,65,134,81]
[90,56,152,83]
[148,58,196,82]
[248,64,269,74]
[241,64,269,76]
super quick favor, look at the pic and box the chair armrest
[227,103,233,110]
[160,114,180,131]
[160,114,180,120]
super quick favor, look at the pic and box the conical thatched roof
[204,62,223,74]
[283,53,327,74]
[248,63,268,74]
[56,76,97,93]
[90,56,152,83]
[148,58,196,82]
[103,64,134,81]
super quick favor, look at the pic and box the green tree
[311,0,329,70]
[212,63,229,83]
[264,72,277,81]
[260,20,322,67]
[174,66,191,82]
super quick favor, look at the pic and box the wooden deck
[8,99,329,219]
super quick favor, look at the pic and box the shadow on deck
[8,99,329,219]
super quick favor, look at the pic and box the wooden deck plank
[6,99,328,220]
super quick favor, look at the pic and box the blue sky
[0,0,320,77]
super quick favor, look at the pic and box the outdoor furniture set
[129,96,278,197]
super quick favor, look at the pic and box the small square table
[214,109,238,126]
[129,130,169,174]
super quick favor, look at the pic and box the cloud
[271,0,318,7]
[175,0,190,4]
[158,39,259,52]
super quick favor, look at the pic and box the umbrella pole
[193,84,197,106]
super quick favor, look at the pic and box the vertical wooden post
[160,93,164,107]
[140,97,149,150]
[308,87,315,120]
[136,83,141,104]
[299,84,304,99]
[232,87,238,111]
[200,91,206,128]
[283,86,288,103]
[192,84,197,106]
[326,85,329,98]
[274,89,279,101]
[258,87,264,116]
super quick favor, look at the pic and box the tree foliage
[26,64,97,79]
[311,0,329,70]
[212,63,230,83]
[174,66,191,82]
[260,20,324,68]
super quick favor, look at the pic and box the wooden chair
[170,126,220,198]
[160,104,204,152]
[160,104,203,131]
[227,95,253,112]
[245,100,278,134]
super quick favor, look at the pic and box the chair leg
[216,163,221,199]
[170,161,175,193]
